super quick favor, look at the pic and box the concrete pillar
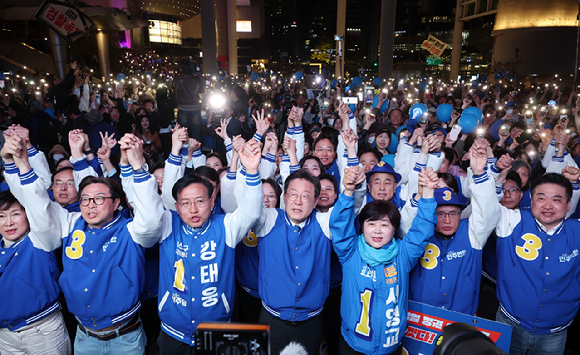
[227,0,238,75]
[49,29,67,79]
[378,0,397,79]
[201,0,218,74]
[450,0,464,81]
[335,0,346,79]
[215,0,229,71]
[96,31,110,81]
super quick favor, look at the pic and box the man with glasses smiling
[2,133,162,355]
[409,141,500,316]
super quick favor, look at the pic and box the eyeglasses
[436,211,461,219]
[263,194,277,201]
[178,198,209,210]
[54,181,75,187]
[502,187,520,195]
[80,196,114,206]
[287,192,313,202]
[314,147,333,154]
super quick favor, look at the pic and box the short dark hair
[299,155,325,173]
[359,147,382,161]
[505,171,523,190]
[195,165,220,186]
[262,178,282,208]
[437,173,459,194]
[52,166,75,184]
[530,173,572,202]
[172,173,214,201]
[150,162,165,174]
[78,176,124,202]
[284,170,321,199]
[314,129,339,152]
[0,191,23,211]
[318,173,338,194]
[358,200,401,239]
[443,147,459,165]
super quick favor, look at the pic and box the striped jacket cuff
[473,171,489,184]
[167,153,181,166]
[246,172,261,186]
[120,164,132,177]
[3,161,18,174]
[19,169,38,185]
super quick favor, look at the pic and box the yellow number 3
[420,243,440,269]
[516,233,542,261]
[243,232,258,247]
[65,231,86,259]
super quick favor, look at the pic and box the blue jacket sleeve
[398,197,438,271]
[329,193,358,264]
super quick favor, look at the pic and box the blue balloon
[135,70,140,74]
[116,73,126,81]
[352,76,362,87]
[508,74,516,80]
[331,79,338,88]
[349,104,356,112]
[421,75,427,81]
[251,72,258,81]
[321,68,328,74]
[495,73,502,80]
[436,103,454,123]
[481,75,488,83]
[373,77,383,86]
[372,94,389,113]
[158,59,162,63]
[258,72,263,77]
[458,113,479,134]
[294,71,304,80]
[419,82,427,91]
[409,103,428,120]
[463,106,483,122]
[145,71,152,75]
[471,80,479,88]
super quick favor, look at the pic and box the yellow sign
[421,35,449,58]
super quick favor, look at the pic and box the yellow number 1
[173,259,186,292]
[65,230,86,259]
[355,289,373,338]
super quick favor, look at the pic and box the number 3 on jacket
[65,231,86,259]
[420,243,440,269]
[355,289,374,339]
[516,233,542,261]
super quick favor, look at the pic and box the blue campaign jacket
[330,193,437,354]
[0,236,61,330]
[158,211,237,345]
[59,213,146,330]
[409,220,482,315]
[235,230,260,298]
[257,210,332,321]
[497,211,580,334]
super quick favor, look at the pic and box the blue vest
[497,212,580,334]
[158,211,236,345]
[0,236,61,330]
[258,210,332,321]
[409,220,482,315]
[59,213,145,330]
[235,230,260,298]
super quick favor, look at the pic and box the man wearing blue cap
[409,141,500,315]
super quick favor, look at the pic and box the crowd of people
[1,58,580,355]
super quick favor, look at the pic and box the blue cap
[434,187,466,208]
[365,161,401,183]
[505,101,517,109]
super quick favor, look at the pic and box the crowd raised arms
[2,66,580,355]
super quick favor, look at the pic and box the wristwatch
[133,162,149,173]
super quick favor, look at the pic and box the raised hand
[252,109,270,136]
[238,139,262,174]
[563,166,580,183]
[418,167,438,199]
[232,135,246,153]
[171,126,188,155]
[3,135,29,172]
[215,118,230,140]
[282,137,296,155]
[97,145,111,162]
[496,153,514,171]
[69,129,87,159]
[342,166,358,195]
[265,132,279,155]
[120,134,144,170]
[189,138,201,153]
[408,127,425,146]
[469,145,487,175]
[99,131,118,150]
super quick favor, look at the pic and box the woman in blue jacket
[330,165,438,355]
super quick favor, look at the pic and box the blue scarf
[358,234,399,267]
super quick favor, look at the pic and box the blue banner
[401,301,512,355]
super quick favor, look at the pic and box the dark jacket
[175,74,202,111]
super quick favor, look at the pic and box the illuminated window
[237,20,252,32]
[149,20,182,44]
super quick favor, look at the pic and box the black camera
[434,322,507,355]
